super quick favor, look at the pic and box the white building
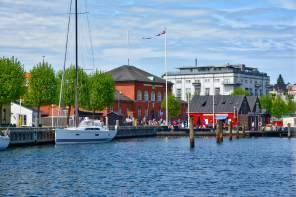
[164,64,270,101]
[10,102,38,127]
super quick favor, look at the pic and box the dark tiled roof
[115,91,134,102]
[246,96,259,111]
[108,65,170,84]
[190,95,245,113]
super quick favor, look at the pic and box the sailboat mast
[74,0,79,127]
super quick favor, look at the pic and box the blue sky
[0,0,295,84]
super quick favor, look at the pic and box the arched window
[157,92,162,102]
[151,91,155,101]
[144,91,149,101]
[137,90,142,101]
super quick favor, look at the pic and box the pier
[2,126,295,147]
[5,127,55,146]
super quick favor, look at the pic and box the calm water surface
[0,137,296,196]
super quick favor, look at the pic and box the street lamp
[118,91,122,114]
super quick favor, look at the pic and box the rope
[58,0,73,127]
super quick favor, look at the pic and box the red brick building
[106,65,174,121]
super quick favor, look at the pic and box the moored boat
[55,119,117,144]
[0,135,10,150]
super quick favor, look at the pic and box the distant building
[287,84,296,101]
[10,102,38,127]
[164,64,271,101]
[106,65,178,121]
[189,95,266,129]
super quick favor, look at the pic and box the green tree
[286,98,296,114]
[0,57,25,125]
[24,62,57,126]
[230,87,251,96]
[260,94,273,114]
[161,93,181,120]
[57,65,89,125]
[88,71,115,117]
[276,74,286,93]
[271,96,288,118]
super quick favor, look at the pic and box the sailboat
[55,0,117,144]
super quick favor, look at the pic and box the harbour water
[0,137,296,196]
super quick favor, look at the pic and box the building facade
[106,65,179,122]
[189,95,265,129]
[164,64,270,101]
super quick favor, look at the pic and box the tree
[275,74,286,93]
[161,93,181,120]
[88,71,115,117]
[271,96,288,118]
[0,57,25,125]
[260,94,273,114]
[24,62,57,126]
[57,65,89,125]
[231,87,251,96]
[286,98,296,114]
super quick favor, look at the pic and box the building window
[194,86,201,95]
[176,79,182,84]
[151,91,155,101]
[205,88,210,95]
[157,92,162,102]
[214,79,220,83]
[215,88,220,95]
[185,80,191,84]
[185,88,191,95]
[176,89,182,99]
[144,91,149,101]
[137,90,142,101]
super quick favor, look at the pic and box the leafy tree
[286,98,296,114]
[88,71,115,117]
[260,94,273,114]
[271,96,288,118]
[161,93,181,119]
[57,65,89,125]
[0,57,25,125]
[231,87,251,96]
[24,62,56,126]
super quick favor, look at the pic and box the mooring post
[242,125,246,137]
[216,120,220,143]
[236,124,240,139]
[219,120,223,142]
[288,123,291,138]
[189,117,195,148]
[229,121,233,140]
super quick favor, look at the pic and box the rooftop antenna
[195,58,197,67]
[127,30,130,66]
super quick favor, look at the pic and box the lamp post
[118,91,122,114]
[187,93,191,129]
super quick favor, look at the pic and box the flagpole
[213,74,215,130]
[165,28,168,126]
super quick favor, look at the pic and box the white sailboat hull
[0,136,10,150]
[55,128,117,144]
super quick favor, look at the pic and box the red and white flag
[156,30,166,36]
[142,30,166,39]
